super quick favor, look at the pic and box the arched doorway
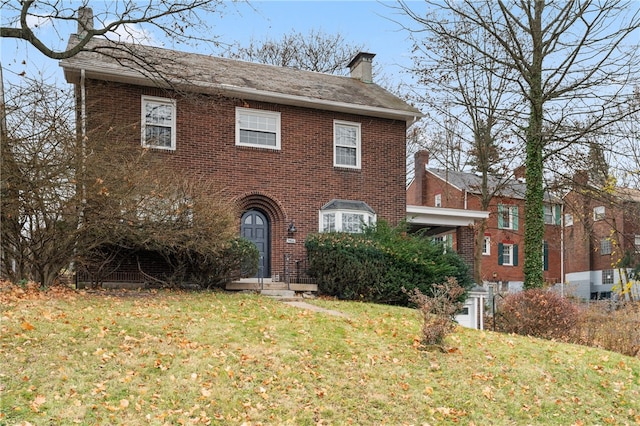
[240,209,270,278]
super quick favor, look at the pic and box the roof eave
[62,64,423,125]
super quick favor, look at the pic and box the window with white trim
[142,96,176,150]
[235,108,281,149]
[498,204,518,230]
[565,213,574,227]
[319,200,375,233]
[544,204,561,225]
[482,236,491,255]
[602,269,614,285]
[434,193,442,207]
[635,235,640,253]
[433,234,453,253]
[600,238,612,255]
[333,121,361,169]
[593,206,605,221]
[498,243,518,266]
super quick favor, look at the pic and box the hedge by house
[305,222,472,306]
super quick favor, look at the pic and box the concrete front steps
[226,278,317,299]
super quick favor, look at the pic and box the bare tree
[1,78,242,287]
[398,0,640,288]
[1,79,78,285]
[0,0,226,60]
[403,7,524,283]
[223,29,364,75]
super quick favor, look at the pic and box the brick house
[407,151,562,292]
[60,26,421,287]
[563,176,640,300]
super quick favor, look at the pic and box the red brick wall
[83,80,408,278]
[424,172,465,209]
[564,189,640,275]
[421,172,562,284]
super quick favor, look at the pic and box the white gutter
[61,65,423,125]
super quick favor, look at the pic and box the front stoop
[260,289,296,298]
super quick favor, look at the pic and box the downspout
[464,190,468,210]
[75,69,87,289]
[560,203,564,297]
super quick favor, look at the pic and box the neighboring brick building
[60,25,421,286]
[563,177,640,300]
[407,151,562,292]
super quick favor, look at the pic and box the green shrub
[495,288,581,340]
[305,221,472,306]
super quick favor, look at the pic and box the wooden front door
[240,210,270,278]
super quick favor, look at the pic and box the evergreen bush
[305,221,472,306]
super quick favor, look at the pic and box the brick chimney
[348,52,375,83]
[412,150,430,205]
[77,7,94,39]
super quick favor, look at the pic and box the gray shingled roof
[60,35,422,124]
[427,168,560,202]
[321,199,375,214]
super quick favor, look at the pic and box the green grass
[1,289,639,425]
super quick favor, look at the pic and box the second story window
[236,108,281,150]
[142,96,176,150]
[600,237,612,255]
[435,193,442,207]
[334,120,361,169]
[565,213,574,227]
[497,204,519,230]
[544,204,561,225]
[593,206,605,221]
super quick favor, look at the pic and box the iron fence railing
[283,255,316,286]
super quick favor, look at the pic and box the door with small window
[240,210,270,278]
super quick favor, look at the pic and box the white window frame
[319,209,375,233]
[141,96,176,150]
[593,206,605,221]
[501,243,514,266]
[602,269,614,285]
[565,213,574,227]
[600,238,612,255]
[635,234,640,253]
[482,236,491,255]
[435,193,442,207]
[333,120,361,169]
[544,204,561,225]
[235,107,281,150]
[498,204,518,230]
